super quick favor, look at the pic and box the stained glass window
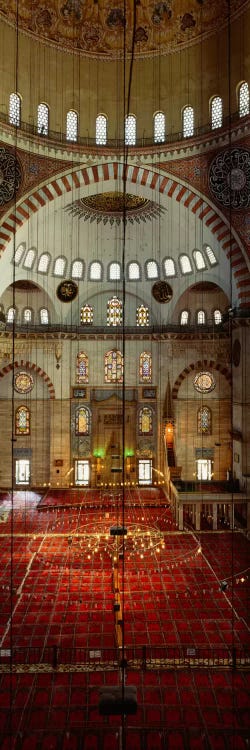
[75,406,90,435]
[66,110,78,142]
[96,114,107,145]
[125,115,136,146]
[105,350,123,383]
[139,352,152,383]
[9,93,21,127]
[198,406,211,434]
[137,305,149,327]
[180,310,189,325]
[239,82,249,118]
[37,103,49,136]
[153,112,165,143]
[15,406,30,435]
[139,406,153,435]
[76,352,89,383]
[107,297,122,326]
[194,372,215,393]
[183,106,194,138]
[211,96,223,129]
[80,305,93,325]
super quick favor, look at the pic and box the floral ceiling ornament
[0,148,22,207]
[64,192,166,226]
[209,148,250,210]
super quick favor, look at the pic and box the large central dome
[0,0,248,59]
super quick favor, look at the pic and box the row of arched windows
[15,403,211,436]
[4,303,223,328]
[77,350,152,384]
[8,82,249,142]
[180,309,222,326]
[14,244,218,279]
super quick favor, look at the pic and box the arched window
[204,244,217,266]
[180,310,189,325]
[40,308,49,325]
[193,249,206,270]
[38,253,51,273]
[54,256,67,276]
[145,260,159,280]
[80,305,93,325]
[125,114,136,146]
[127,261,141,280]
[7,307,16,323]
[179,255,192,274]
[197,406,212,435]
[183,106,194,138]
[15,406,30,435]
[23,308,32,324]
[9,93,21,127]
[75,406,90,435]
[76,352,89,383]
[153,111,165,143]
[211,96,223,129]
[13,243,25,265]
[238,81,249,117]
[108,262,121,281]
[107,296,122,326]
[139,352,152,383]
[139,407,153,435]
[197,310,206,325]
[214,309,222,325]
[71,259,84,279]
[96,114,107,145]
[137,305,149,327]
[66,110,78,142]
[89,261,103,281]
[105,350,123,383]
[37,103,49,136]
[24,248,36,269]
[163,258,176,277]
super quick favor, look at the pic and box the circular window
[14,371,34,394]
[194,372,215,393]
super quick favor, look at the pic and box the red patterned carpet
[0,489,249,749]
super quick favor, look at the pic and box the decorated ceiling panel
[0,0,248,59]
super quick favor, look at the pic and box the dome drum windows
[163,258,176,278]
[66,110,78,142]
[53,256,67,277]
[125,115,136,146]
[9,93,21,127]
[127,262,141,281]
[238,81,249,118]
[145,261,159,280]
[108,262,121,281]
[96,114,107,145]
[179,255,192,275]
[89,261,103,281]
[211,96,223,130]
[183,106,194,138]
[38,253,51,274]
[153,112,166,143]
[37,103,49,136]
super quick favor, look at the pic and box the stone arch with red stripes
[0,160,249,306]
[0,360,55,399]
[172,359,231,400]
